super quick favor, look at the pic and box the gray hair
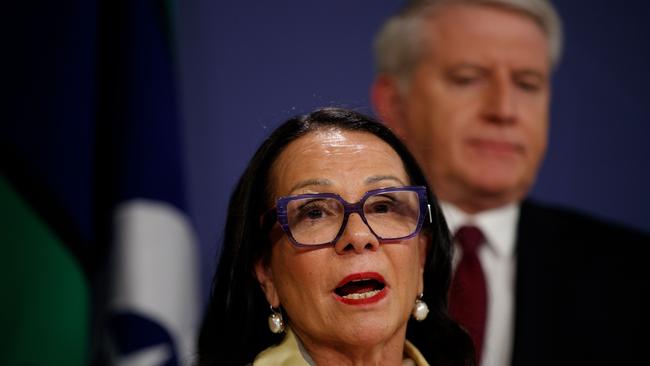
[374,0,563,89]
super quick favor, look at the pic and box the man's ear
[371,74,407,137]
[254,259,280,307]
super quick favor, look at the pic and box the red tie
[449,226,487,364]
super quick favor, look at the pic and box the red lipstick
[333,272,388,305]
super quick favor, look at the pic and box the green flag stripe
[0,176,89,366]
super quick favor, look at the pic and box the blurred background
[3,0,649,365]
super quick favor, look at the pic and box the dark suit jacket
[511,199,649,365]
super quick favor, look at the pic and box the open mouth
[333,272,387,305]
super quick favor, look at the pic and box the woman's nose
[334,213,380,254]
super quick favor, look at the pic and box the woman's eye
[370,202,392,214]
[298,201,331,220]
[305,208,324,219]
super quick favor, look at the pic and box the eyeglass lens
[285,190,421,245]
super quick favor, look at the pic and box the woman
[198,108,473,365]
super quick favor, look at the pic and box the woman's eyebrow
[288,175,405,194]
[288,178,332,194]
[365,175,406,186]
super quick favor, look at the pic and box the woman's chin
[325,315,407,349]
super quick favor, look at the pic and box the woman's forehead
[269,129,409,198]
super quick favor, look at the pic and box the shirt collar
[439,201,519,258]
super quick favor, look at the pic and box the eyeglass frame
[262,186,433,249]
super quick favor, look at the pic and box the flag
[0,176,89,366]
[5,1,98,365]
[94,0,200,364]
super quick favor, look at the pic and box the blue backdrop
[178,0,650,298]
[6,1,649,306]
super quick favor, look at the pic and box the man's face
[395,4,551,212]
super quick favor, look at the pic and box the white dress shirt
[440,202,519,366]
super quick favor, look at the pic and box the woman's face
[255,129,428,350]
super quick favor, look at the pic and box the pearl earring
[412,293,429,321]
[268,306,285,333]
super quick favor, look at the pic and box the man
[371,1,648,365]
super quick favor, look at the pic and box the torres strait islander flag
[95,0,199,365]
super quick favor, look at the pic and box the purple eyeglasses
[263,186,432,248]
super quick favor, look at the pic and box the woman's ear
[254,259,280,307]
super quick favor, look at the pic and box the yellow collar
[253,328,430,366]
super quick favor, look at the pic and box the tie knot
[455,226,485,254]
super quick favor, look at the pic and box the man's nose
[481,74,517,125]
[334,213,380,254]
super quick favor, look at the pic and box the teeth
[341,289,381,299]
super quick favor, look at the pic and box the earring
[268,306,285,333]
[412,293,429,321]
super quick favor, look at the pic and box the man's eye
[516,80,542,92]
[449,74,479,85]
[514,73,545,93]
